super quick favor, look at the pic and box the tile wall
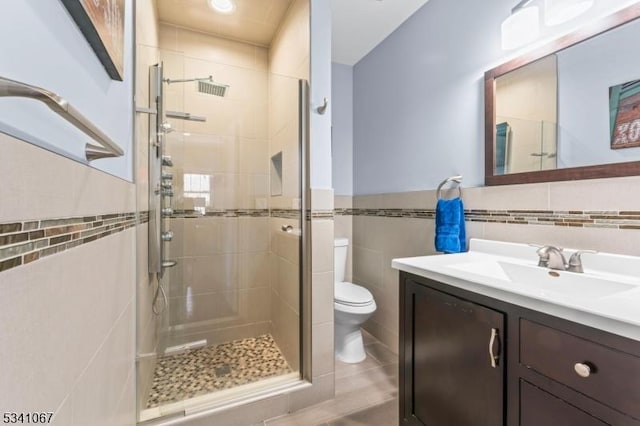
[157,23,273,350]
[269,0,309,374]
[0,132,136,425]
[342,176,640,353]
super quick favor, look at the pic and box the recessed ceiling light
[208,0,236,14]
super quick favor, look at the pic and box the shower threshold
[139,372,302,423]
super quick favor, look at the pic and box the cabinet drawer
[520,380,608,426]
[520,319,640,419]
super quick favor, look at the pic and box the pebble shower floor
[146,334,292,408]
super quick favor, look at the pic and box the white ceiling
[156,0,293,46]
[331,0,430,66]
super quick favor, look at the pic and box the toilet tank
[334,238,349,282]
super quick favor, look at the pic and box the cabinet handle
[574,362,592,378]
[489,328,499,368]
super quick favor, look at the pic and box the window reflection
[183,173,211,214]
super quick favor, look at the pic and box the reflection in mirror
[495,55,557,175]
[485,4,640,185]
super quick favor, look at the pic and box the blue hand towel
[435,197,466,253]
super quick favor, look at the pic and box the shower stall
[135,11,309,421]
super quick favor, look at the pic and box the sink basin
[447,260,635,301]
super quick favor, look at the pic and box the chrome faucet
[566,250,597,273]
[536,245,567,270]
[536,246,597,273]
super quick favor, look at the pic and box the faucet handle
[567,250,598,273]
[535,245,563,267]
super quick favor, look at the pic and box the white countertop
[392,239,640,341]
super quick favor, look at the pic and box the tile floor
[262,330,399,426]
[147,334,292,408]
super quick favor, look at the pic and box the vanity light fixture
[501,0,540,50]
[544,0,594,26]
[208,0,236,14]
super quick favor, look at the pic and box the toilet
[334,238,377,363]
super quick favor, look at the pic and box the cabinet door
[403,280,504,426]
[520,380,609,426]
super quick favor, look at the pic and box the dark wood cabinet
[520,380,608,426]
[401,279,504,426]
[400,272,640,426]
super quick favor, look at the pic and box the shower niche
[270,151,283,196]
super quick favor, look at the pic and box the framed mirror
[485,4,640,185]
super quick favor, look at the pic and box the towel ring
[437,175,463,200]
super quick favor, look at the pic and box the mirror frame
[485,4,640,186]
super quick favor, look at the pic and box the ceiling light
[544,0,594,26]
[501,5,540,50]
[208,0,236,14]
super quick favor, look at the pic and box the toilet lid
[335,282,374,306]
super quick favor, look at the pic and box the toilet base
[335,322,366,363]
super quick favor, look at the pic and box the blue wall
[0,1,134,181]
[331,63,353,196]
[352,0,509,194]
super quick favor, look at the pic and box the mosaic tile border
[168,209,334,220]
[0,212,149,273]
[336,208,640,230]
[170,209,270,218]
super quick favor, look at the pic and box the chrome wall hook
[316,97,328,115]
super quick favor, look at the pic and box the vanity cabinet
[400,272,640,426]
[401,280,504,426]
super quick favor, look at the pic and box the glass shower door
[136,47,306,422]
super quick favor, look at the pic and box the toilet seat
[335,281,374,306]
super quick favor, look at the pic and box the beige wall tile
[311,188,334,211]
[376,190,435,209]
[311,220,334,273]
[463,183,550,211]
[182,217,239,257]
[158,24,178,51]
[270,0,310,80]
[184,394,289,426]
[164,321,272,349]
[484,222,640,256]
[136,0,159,48]
[311,322,334,377]
[312,271,334,325]
[239,139,269,174]
[169,254,239,297]
[352,245,384,289]
[362,320,399,355]
[51,396,72,426]
[0,229,135,413]
[549,176,640,212]
[113,368,136,426]
[72,303,134,426]
[288,372,335,412]
[334,195,353,209]
[240,252,271,289]
[271,291,300,371]
[276,256,300,313]
[276,231,301,265]
[353,194,383,209]
[0,134,135,222]
[239,217,270,252]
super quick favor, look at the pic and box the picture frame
[61,0,125,81]
[610,79,640,149]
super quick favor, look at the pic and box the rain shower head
[197,80,229,97]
